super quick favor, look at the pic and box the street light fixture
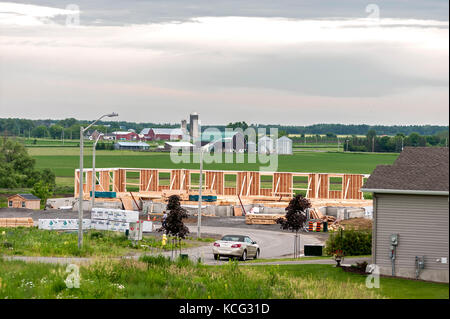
[78,112,118,249]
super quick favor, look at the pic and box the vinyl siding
[374,194,449,271]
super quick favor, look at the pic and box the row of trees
[0,118,179,139]
[2,118,447,139]
[344,130,448,153]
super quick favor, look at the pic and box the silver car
[212,234,260,261]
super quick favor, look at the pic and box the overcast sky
[0,1,448,125]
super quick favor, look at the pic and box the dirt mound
[339,218,372,231]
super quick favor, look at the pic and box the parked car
[212,234,260,261]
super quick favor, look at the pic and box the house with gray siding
[361,147,449,283]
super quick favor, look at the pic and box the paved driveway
[182,225,325,264]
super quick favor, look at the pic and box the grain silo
[258,136,274,154]
[189,113,199,140]
[277,136,293,155]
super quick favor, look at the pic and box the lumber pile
[0,218,34,228]
[245,213,285,225]
[309,208,324,219]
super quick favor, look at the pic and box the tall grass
[0,258,447,299]
[0,227,201,257]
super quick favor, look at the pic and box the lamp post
[78,112,118,249]
[91,133,103,210]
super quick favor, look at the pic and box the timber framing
[75,167,369,202]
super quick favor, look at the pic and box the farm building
[164,141,194,152]
[7,194,40,210]
[362,147,449,283]
[114,141,149,151]
[201,131,246,152]
[140,128,183,141]
[258,136,274,154]
[276,136,293,154]
[112,131,139,141]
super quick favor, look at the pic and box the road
[1,208,329,265]
[182,225,325,264]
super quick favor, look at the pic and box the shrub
[324,228,372,256]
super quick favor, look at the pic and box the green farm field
[28,147,398,187]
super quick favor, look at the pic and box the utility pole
[372,137,375,152]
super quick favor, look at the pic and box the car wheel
[254,249,260,260]
[240,250,247,261]
[214,254,219,260]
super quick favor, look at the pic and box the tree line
[1,118,447,139]
[342,130,448,152]
[0,118,179,140]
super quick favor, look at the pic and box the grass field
[0,227,212,257]
[0,257,446,299]
[28,147,398,187]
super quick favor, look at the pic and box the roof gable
[363,147,449,193]
[151,128,183,135]
[8,193,40,200]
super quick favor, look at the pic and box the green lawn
[0,257,446,299]
[29,148,398,187]
[278,264,449,299]
[0,227,209,257]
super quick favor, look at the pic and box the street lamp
[78,112,118,249]
[91,133,103,211]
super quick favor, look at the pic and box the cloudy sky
[0,1,448,125]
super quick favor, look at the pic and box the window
[8,201,12,207]
[260,175,273,189]
[158,172,170,187]
[22,201,26,208]
[329,177,343,191]
[224,174,237,188]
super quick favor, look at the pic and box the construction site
[47,167,375,228]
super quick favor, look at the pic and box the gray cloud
[4,0,450,25]
[0,1,448,125]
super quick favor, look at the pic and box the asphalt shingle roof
[362,147,449,192]
[18,194,40,200]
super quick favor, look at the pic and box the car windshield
[221,235,245,242]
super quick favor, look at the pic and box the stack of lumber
[308,208,324,219]
[245,213,285,225]
[0,218,34,228]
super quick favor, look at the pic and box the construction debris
[245,213,285,225]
